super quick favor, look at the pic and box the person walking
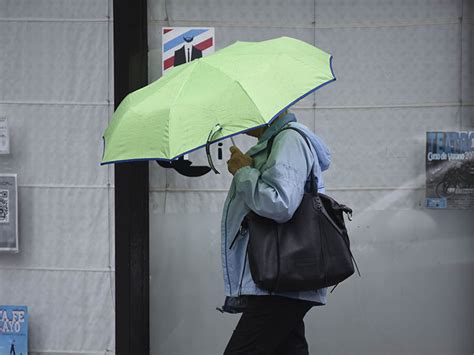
[221,110,332,354]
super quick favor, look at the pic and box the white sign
[0,117,10,155]
[0,189,9,224]
[0,174,18,252]
[162,27,215,75]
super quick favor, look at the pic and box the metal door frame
[114,0,150,353]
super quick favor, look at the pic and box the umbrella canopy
[101,36,335,165]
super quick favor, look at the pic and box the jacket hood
[286,115,331,172]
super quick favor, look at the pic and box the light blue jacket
[220,112,331,304]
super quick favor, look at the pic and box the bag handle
[266,125,318,195]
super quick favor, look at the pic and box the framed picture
[0,174,18,252]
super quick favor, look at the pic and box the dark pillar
[113,0,149,354]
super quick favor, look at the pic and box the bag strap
[266,125,318,195]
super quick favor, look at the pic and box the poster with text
[162,27,215,75]
[0,306,28,355]
[0,174,18,252]
[426,131,474,209]
[0,117,10,155]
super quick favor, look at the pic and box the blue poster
[0,306,28,355]
[426,131,474,209]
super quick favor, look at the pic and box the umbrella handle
[206,124,223,174]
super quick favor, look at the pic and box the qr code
[0,189,9,223]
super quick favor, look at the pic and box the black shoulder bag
[244,126,361,293]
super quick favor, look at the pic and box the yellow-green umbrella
[101,36,335,166]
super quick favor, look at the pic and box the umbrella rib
[232,79,264,120]
[198,60,265,121]
[167,61,201,158]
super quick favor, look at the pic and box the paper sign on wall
[0,305,28,354]
[0,117,10,155]
[425,131,474,209]
[0,174,18,252]
[162,27,215,75]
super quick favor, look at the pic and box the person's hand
[227,146,253,175]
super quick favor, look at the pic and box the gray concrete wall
[0,1,115,353]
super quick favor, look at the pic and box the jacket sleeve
[233,130,315,223]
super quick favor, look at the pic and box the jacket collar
[246,112,297,157]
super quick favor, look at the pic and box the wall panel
[1,21,109,103]
[148,1,473,354]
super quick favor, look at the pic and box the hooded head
[290,120,331,172]
[273,111,331,172]
[243,110,331,173]
[244,110,288,138]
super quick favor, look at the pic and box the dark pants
[224,295,314,355]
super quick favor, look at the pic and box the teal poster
[426,131,474,209]
[0,306,28,355]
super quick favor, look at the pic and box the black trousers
[223,295,314,355]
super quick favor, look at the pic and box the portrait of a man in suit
[173,35,203,67]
